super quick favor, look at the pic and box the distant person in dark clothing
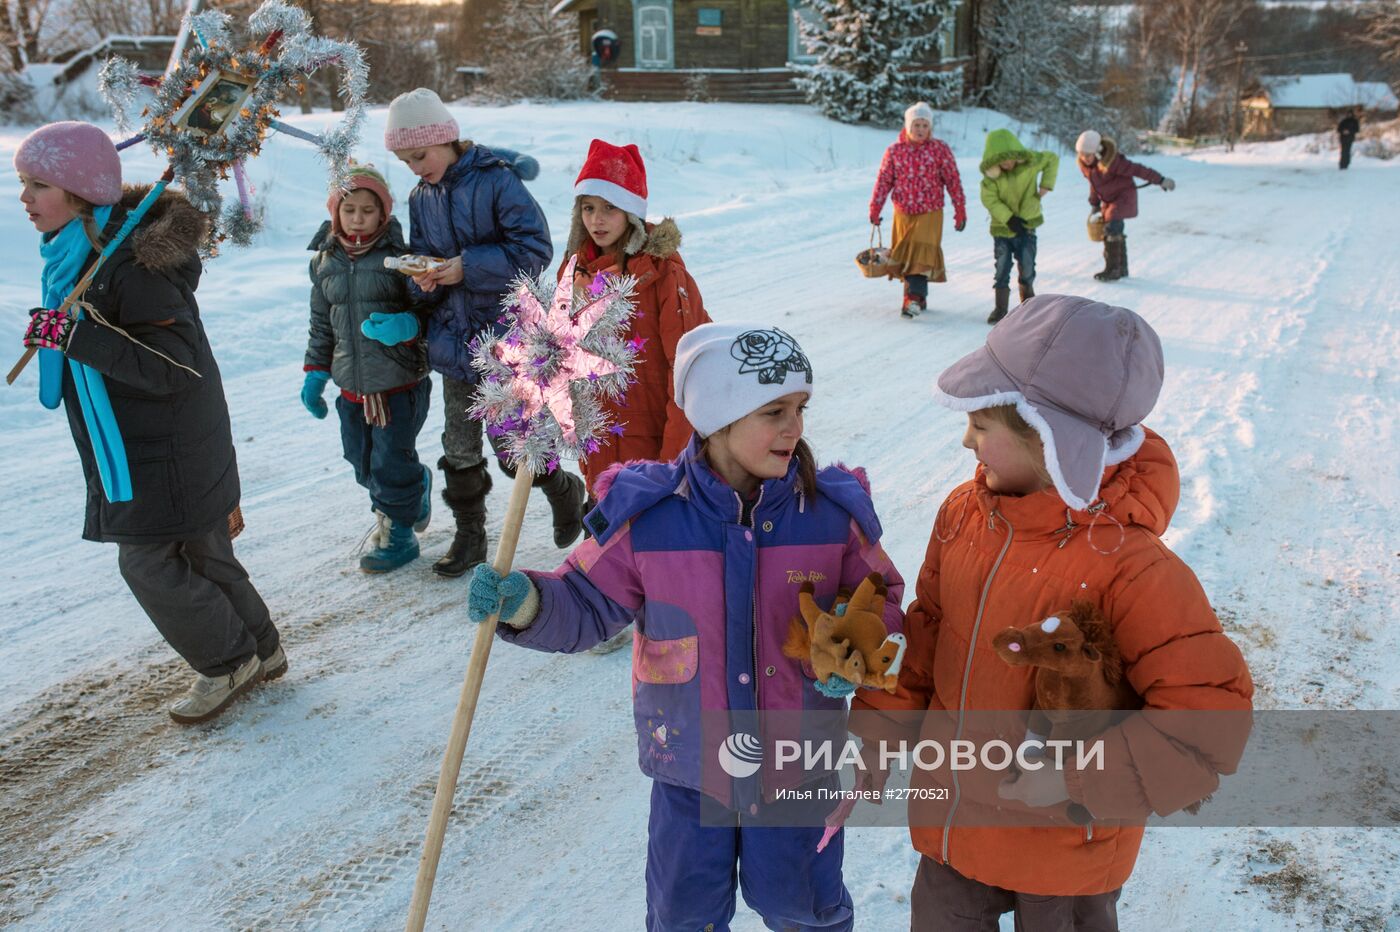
[1337,110,1360,170]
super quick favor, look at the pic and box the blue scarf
[39,207,133,503]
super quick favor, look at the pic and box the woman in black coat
[16,121,284,724]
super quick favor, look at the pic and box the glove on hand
[301,370,331,419]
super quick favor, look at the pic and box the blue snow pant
[645,780,854,932]
[993,230,1037,289]
[335,377,431,526]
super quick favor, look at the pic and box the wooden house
[549,0,979,103]
[1242,73,1399,139]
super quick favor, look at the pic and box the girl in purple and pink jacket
[468,322,904,931]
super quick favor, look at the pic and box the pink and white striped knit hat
[383,88,459,151]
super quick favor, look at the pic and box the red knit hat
[573,139,647,217]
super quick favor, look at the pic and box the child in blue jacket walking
[384,88,585,578]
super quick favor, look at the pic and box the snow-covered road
[1,102,1395,929]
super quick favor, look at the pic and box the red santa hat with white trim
[573,139,647,218]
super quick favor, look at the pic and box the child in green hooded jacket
[979,129,1058,324]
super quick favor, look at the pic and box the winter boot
[1018,280,1035,304]
[1094,242,1114,281]
[901,295,920,319]
[359,519,420,573]
[414,463,432,532]
[169,654,263,724]
[259,644,289,682]
[540,468,588,548]
[1118,237,1130,279]
[435,459,491,578]
[1095,237,1125,282]
[987,286,1011,325]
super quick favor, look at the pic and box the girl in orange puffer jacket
[562,139,710,500]
[855,294,1252,930]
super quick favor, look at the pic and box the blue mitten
[815,674,858,699]
[468,564,537,627]
[301,370,330,419]
[361,311,419,345]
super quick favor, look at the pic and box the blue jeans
[993,231,1037,289]
[644,780,854,932]
[336,378,431,525]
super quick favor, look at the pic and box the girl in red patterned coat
[869,102,967,318]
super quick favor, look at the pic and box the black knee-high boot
[435,458,491,578]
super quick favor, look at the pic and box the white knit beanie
[384,88,459,151]
[1075,130,1102,156]
[673,323,814,438]
[904,102,935,134]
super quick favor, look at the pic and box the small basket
[1086,213,1105,243]
[856,226,893,278]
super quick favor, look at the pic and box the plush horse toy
[783,573,906,697]
[992,602,1209,819]
[992,601,1140,745]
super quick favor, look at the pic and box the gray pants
[911,856,1120,931]
[117,526,279,677]
[441,375,508,472]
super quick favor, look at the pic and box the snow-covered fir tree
[794,0,963,124]
[982,0,1128,148]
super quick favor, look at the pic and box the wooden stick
[406,465,536,932]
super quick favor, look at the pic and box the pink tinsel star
[493,255,622,444]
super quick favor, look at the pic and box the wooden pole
[406,464,536,932]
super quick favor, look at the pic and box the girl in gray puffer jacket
[302,164,432,573]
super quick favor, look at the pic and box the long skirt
[888,209,946,282]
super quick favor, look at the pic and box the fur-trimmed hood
[1091,136,1120,172]
[566,198,681,260]
[111,185,211,273]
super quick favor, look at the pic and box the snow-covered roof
[1261,73,1400,110]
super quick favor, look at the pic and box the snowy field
[1,101,1397,930]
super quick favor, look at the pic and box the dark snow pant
[910,856,1121,932]
[1105,219,1125,238]
[644,780,853,932]
[1339,138,1354,169]
[905,274,929,301]
[336,377,431,526]
[440,374,508,472]
[117,526,279,677]
[993,230,1037,290]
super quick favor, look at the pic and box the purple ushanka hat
[13,121,122,206]
[934,294,1164,511]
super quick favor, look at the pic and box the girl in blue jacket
[384,88,586,578]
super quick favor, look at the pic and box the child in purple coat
[468,322,904,931]
[1074,130,1176,282]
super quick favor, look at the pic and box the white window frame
[634,0,675,70]
[788,1,820,65]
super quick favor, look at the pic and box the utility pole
[1229,40,1247,151]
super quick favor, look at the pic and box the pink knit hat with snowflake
[384,88,459,150]
[574,139,647,217]
[13,121,122,206]
[934,294,1164,511]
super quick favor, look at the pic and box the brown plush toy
[783,573,907,695]
[992,602,1208,819]
[992,601,1141,744]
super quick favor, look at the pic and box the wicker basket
[856,226,893,278]
[1086,212,1106,243]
